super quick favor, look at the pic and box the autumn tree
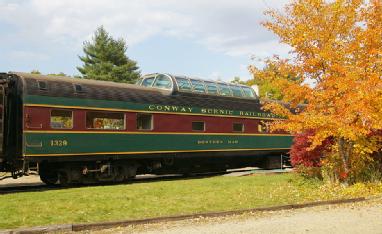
[249,58,300,100]
[250,0,382,183]
[77,26,140,83]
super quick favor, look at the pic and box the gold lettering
[149,104,273,118]
[50,139,68,147]
[196,139,228,145]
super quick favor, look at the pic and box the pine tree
[77,26,140,83]
[30,70,41,75]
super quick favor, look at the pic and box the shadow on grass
[0,171,230,195]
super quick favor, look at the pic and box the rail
[0,172,13,181]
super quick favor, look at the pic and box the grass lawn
[1,173,381,229]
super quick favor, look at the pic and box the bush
[294,165,323,179]
[321,148,382,184]
[290,130,332,168]
[290,129,382,184]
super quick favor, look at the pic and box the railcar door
[0,73,24,175]
[0,82,6,166]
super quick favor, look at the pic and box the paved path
[93,198,382,234]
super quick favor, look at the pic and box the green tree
[231,76,246,85]
[77,26,140,83]
[48,72,67,77]
[30,70,41,75]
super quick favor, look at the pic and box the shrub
[290,130,333,167]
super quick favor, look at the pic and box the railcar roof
[7,71,262,112]
[138,73,258,99]
[12,72,169,95]
[143,73,250,87]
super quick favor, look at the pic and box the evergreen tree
[77,26,140,83]
[30,70,41,75]
[48,72,67,77]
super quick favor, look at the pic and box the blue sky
[0,0,290,82]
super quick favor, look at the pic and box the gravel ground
[0,174,43,187]
[84,198,382,234]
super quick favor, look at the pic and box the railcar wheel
[114,165,126,182]
[59,172,69,186]
[39,171,58,185]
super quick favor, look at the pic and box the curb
[1,197,366,234]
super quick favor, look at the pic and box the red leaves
[289,130,333,168]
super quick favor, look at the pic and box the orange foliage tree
[249,0,382,183]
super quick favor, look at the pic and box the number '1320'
[50,140,68,147]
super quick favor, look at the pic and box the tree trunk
[338,137,352,184]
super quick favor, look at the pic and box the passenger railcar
[0,72,292,185]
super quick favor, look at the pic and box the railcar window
[86,112,125,130]
[242,87,256,98]
[38,81,47,90]
[74,84,84,93]
[192,121,205,131]
[205,82,219,94]
[230,85,243,97]
[190,79,206,93]
[217,83,232,96]
[137,114,153,130]
[230,85,244,97]
[141,77,155,87]
[233,123,244,132]
[135,78,143,85]
[153,74,172,90]
[175,77,192,91]
[51,110,73,129]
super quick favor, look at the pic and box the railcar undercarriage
[35,154,285,185]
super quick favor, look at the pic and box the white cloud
[0,0,290,57]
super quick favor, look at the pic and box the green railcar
[0,72,292,184]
